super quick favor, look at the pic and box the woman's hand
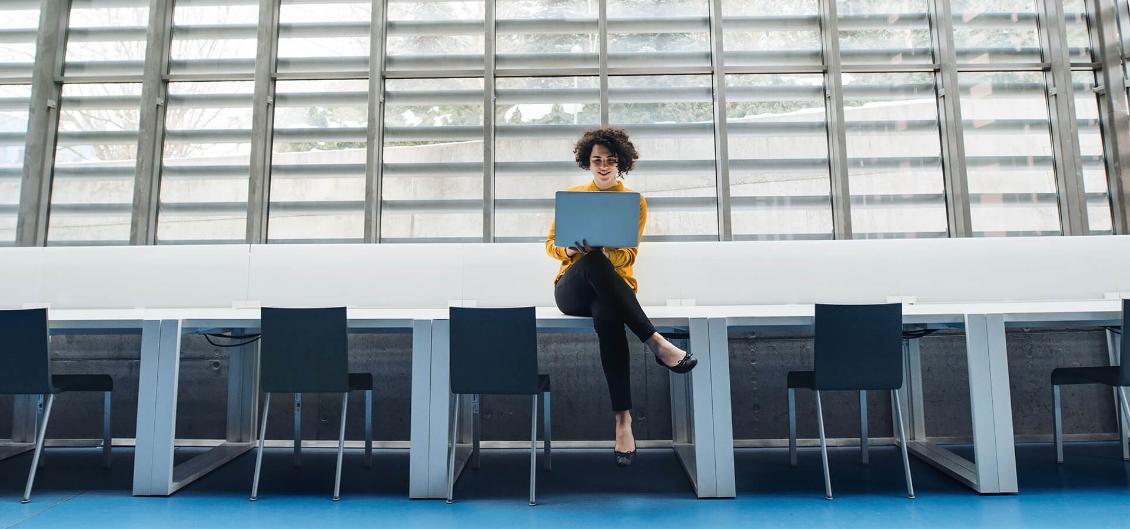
[567,239,601,257]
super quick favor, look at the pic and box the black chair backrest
[1120,299,1129,386]
[0,308,54,395]
[449,307,539,395]
[260,307,349,393]
[813,303,904,391]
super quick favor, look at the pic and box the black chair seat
[538,374,550,392]
[786,370,814,389]
[1052,366,1121,386]
[51,374,113,393]
[348,372,373,391]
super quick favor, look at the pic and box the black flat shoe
[654,351,698,374]
[614,449,636,467]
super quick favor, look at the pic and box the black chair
[0,308,113,503]
[446,307,551,506]
[251,307,361,501]
[1051,299,1129,463]
[786,303,914,500]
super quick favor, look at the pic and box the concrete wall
[2,328,1118,444]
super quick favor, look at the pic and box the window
[959,71,1060,236]
[277,0,371,74]
[169,0,259,76]
[48,83,143,245]
[607,0,710,70]
[385,0,485,73]
[609,75,716,240]
[1073,71,1113,234]
[496,0,598,72]
[726,74,832,240]
[837,0,933,65]
[951,0,1042,64]
[721,0,821,67]
[843,72,947,238]
[157,81,254,244]
[64,0,150,78]
[381,78,484,242]
[269,79,368,243]
[494,76,599,242]
[0,0,40,79]
[0,85,30,245]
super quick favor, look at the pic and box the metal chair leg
[446,394,461,504]
[364,389,373,469]
[293,393,302,467]
[815,390,832,500]
[859,390,869,465]
[251,393,271,501]
[1118,387,1129,461]
[36,395,45,469]
[333,393,348,501]
[893,390,915,499]
[1118,387,1130,460]
[542,390,552,472]
[1053,385,1063,463]
[22,394,54,504]
[788,387,797,467]
[472,394,480,470]
[102,391,112,469]
[529,394,537,507]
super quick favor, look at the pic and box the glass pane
[157,81,254,244]
[269,79,368,243]
[385,0,484,73]
[1064,0,1092,64]
[838,0,933,65]
[1073,71,1113,234]
[0,85,30,245]
[607,0,710,70]
[64,0,150,77]
[609,75,716,240]
[721,0,821,68]
[959,71,1060,236]
[48,83,142,245]
[278,0,371,74]
[952,0,1042,64]
[843,72,946,238]
[726,74,832,240]
[496,0,598,71]
[494,76,600,242]
[0,1,41,79]
[381,78,484,241]
[169,0,259,76]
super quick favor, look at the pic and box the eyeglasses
[589,157,619,167]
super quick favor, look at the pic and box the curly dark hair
[573,127,640,175]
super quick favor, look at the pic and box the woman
[545,127,697,468]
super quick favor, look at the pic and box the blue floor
[2,441,1130,528]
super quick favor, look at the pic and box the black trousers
[554,251,658,412]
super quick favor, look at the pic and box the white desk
[716,299,1123,495]
[2,300,1121,499]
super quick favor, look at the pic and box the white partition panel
[460,243,559,307]
[247,244,464,308]
[0,248,45,308]
[36,245,252,309]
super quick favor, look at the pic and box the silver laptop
[553,191,641,249]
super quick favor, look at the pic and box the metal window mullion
[365,0,388,243]
[246,0,282,244]
[928,0,972,237]
[483,0,495,243]
[130,0,175,246]
[818,0,851,239]
[599,0,609,126]
[707,0,731,241]
[1088,0,1130,233]
[1040,0,1089,236]
[16,0,70,247]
